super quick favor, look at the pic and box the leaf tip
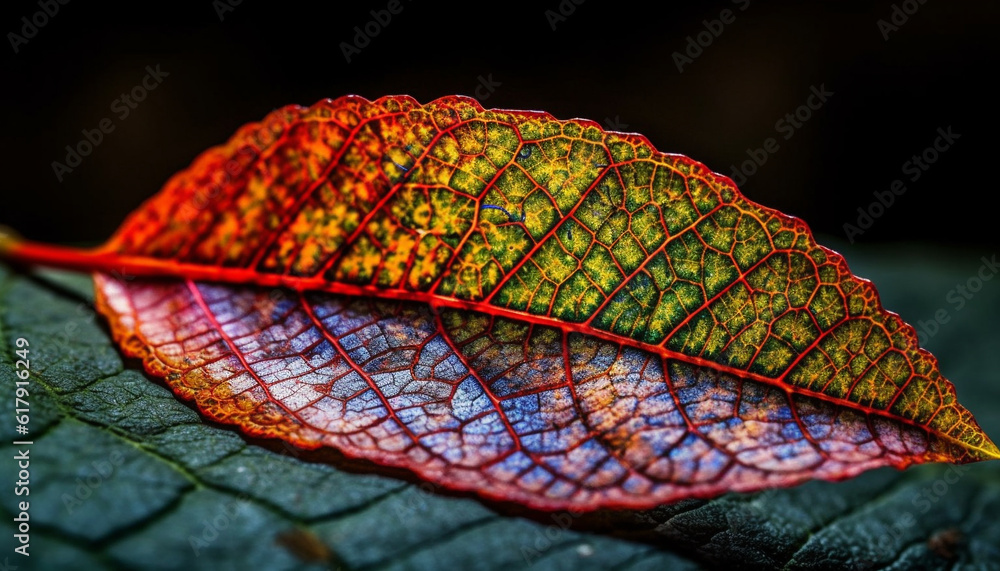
[977,435,1000,461]
[950,429,1000,463]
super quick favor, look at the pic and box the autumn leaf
[1,94,996,512]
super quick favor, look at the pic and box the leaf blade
[3,94,997,513]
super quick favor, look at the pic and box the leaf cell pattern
[31,94,992,509]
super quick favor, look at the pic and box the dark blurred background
[1,0,997,248]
